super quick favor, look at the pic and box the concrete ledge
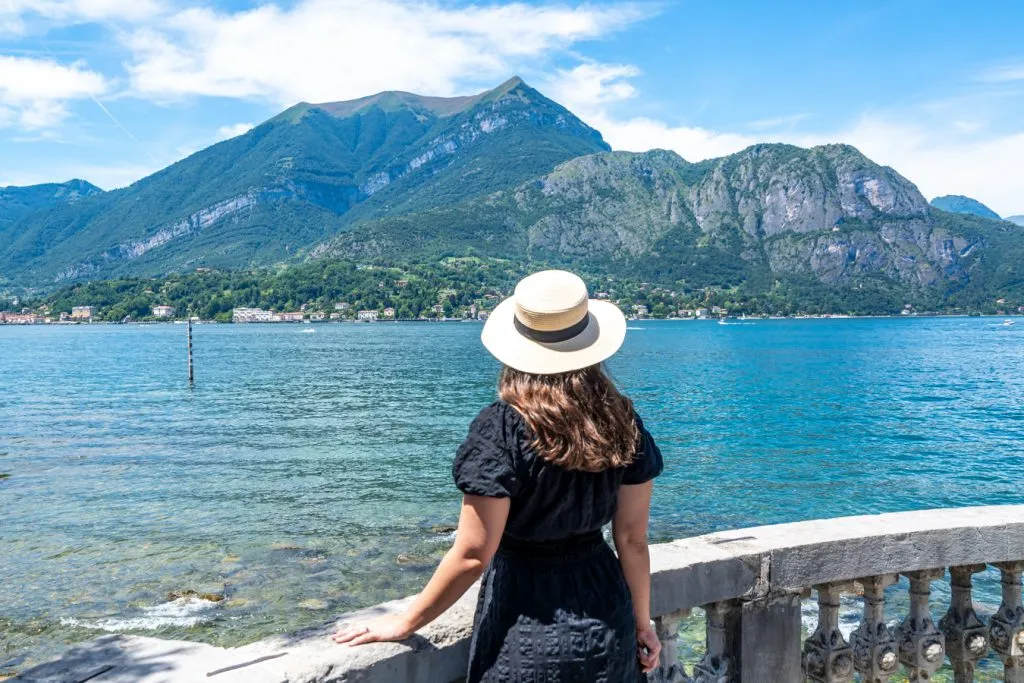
[16,505,1024,683]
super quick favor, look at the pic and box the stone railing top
[650,504,1024,614]
[15,504,1024,683]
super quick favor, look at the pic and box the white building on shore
[152,305,176,318]
[233,307,274,323]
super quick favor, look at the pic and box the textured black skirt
[466,531,645,683]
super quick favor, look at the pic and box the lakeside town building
[357,310,379,321]
[71,306,96,320]
[152,305,176,318]
[232,308,307,323]
[0,311,44,324]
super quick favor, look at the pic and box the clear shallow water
[1,318,1023,671]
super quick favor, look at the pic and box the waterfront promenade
[15,505,1024,682]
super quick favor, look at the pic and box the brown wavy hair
[499,364,639,472]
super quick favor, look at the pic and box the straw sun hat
[481,270,627,375]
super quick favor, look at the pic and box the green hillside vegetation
[0,78,608,285]
[0,179,102,229]
[930,194,1000,219]
[1,78,1022,316]
[10,252,1019,323]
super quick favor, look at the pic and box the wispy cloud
[0,0,165,35]
[216,122,254,140]
[746,112,813,131]
[121,0,650,104]
[0,55,108,129]
[977,62,1024,83]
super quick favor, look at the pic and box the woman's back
[454,400,663,542]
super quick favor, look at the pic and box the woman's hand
[331,614,414,646]
[636,624,661,673]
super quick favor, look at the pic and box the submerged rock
[430,524,458,534]
[298,598,328,611]
[166,590,224,603]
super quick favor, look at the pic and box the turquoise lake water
[1,318,1023,671]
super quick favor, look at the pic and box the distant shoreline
[2,313,1020,327]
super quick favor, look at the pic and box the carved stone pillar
[939,565,989,683]
[692,601,739,683]
[897,569,946,681]
[650,609,692,683]
[850,574,899,683]
[803,583,855,682]
[991,562,1024,683]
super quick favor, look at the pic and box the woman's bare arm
[612,481,660,672]
[332,494,509,645]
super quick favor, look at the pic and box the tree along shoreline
[2,257,1021,323]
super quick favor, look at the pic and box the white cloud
[978,63,1024,83]
[0,56,108,128]
[216,122,254,139]
[122,0,647,104]
[543,62,639,112]
[0,0,164,33]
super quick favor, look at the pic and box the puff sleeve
[452,402,521,498]
[621,412,664,485]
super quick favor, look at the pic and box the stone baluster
[990,562,1024,683]
[803,583,855,682]
[897,569,946,681]
[649,609,692,682]
[692,601,739,683]
[851,574,900,682]
[939,565,989,683]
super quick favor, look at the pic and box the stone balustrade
[15,505,1024,683]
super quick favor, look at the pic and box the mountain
[1,78,1021,306]
[930,195,1000,219]
[0,77,608,285]
[324,143,1021,295]
[0,179,102,228]
[1007,215,1024,226]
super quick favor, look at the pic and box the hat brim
[481,298,627,375]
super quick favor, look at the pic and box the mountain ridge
[0,78,1021,308]
[0,77,608,285]
[930,194,1001,220]
[0,179,103,229]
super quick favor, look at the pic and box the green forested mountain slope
[929,194,1001,219]
[0,77,608,285]
[0,179,102,229]
[1,78,1021,307]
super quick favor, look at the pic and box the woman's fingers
[343,630,381,646]
[639,644,660,672]
[331,625,369,644]
[636,627,661,672]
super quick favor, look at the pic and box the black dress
[452,401,664,683]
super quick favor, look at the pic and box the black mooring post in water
[187,317,194,385]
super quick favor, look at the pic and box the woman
[333,270,664,681]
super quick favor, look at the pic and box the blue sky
[1,0,1023,215]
